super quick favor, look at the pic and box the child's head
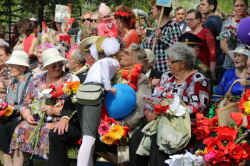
[90,36,120,60]
[99,3,111,22]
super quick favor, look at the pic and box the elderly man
[48,36,99,166]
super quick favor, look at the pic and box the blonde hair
[80,11,93,27]
[34,33,54,55]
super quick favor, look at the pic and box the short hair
[26,21,39,36]
[187,9,202,20]
[167,42,196,70]
[130,43,150,74]
[201,0,217,13]
[0,26,6,39]
[80,26,98,40]
[0,45,11,55]
[234,0,248,7]
[16,19,29,34]
[175,7,186,15]
[151,0,172,16]
[72,49,86,65]
[114,7,136,30]
[72,20,79,28]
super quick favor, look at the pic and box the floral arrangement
[217,23,238,50]
[121,63,143,90]
[63,81,81,103]
[98,117,129,145]
[0,101,14,121]
[28,84,64,159]
[116,12,128,17]
[193,112,250,166]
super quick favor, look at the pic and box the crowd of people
[0,0,250,165]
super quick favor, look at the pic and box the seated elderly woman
[9,48,79,164]
[214,44,250,101]
[130,42,211,166]
[0,51,32,166]
[95,43,152,165]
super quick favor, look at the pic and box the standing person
[76,11,93,44]
[114,7,140,48]
[174,7,191,33]
[219,0,248,69]
[13,19,29,51]
[76,36,120,166]
[138,0,182,72]
[199,0,225,85]
[67,20,81,42]
[0,51,33,166]
[97,3,118,38]
[23,21,41,70]
[186,9,216,81]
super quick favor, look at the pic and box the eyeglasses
[51,63,64,69]
[168,60,182,64]
[186,18,196,22]
[82,18,90,22]
[90,19,98,23]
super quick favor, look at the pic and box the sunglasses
[82,18,90,22]
[90,19,98,23]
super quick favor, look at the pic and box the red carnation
[241,143,250,160]
[154,104,163,114]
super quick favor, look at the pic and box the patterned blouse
[148,71,211,121]
[143,20,181,72]
[0,67,11,100]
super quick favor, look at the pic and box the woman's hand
[41,105,54,116]
[155,28,163,39]
[52,118,69,135]
[239,79,250,87]
[144,109,159,122]
[22,108,38,125]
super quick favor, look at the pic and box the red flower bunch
[235,14,246,23]
[153,104,169,114]
[116,12,128,17]
[203,126,250,166]
[121,63,143,90]
[49,84,64,99]
[226,25,237,35]
[193,113,218,140]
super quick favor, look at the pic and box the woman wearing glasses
[76,11,93,44]
[130,43,211,166]
[186,9,216,82]
[90,12,99,28]
[9,48,79,164]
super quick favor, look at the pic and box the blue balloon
[105,83,136,119]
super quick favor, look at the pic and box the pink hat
[99,3,111,18]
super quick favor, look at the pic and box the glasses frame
[168,60,182,64]
[90,19,98,23]
[82,18,91,22]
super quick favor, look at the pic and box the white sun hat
[229,44,250,59]
[5,51,30,68]
[41,48,68,70]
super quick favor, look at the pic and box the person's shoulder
[191,72,208,83]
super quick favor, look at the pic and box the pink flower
[0,101,8,110]
[204,152,216,161]
[98,123,110,135]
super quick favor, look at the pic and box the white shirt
[84,57,119,90]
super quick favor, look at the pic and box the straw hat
[5,51,29,68]
[144,49,155,64]
[41,48,68,70]
[229,44,250,59]
[79,36,100,54]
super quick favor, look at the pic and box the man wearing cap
[179,33,213,89]
[48,36,99,166]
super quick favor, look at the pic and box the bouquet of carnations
[28,84,64,159]
[63,81,81,103]
[0,101,14,121]
[98,117,130,146]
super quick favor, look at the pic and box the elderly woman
[95,43,152,165]
[114,7,140,48]
[32,42,55,78]
[215,45,250,101]
[9,48,79,164]
[130,42,211,166]
[0,51,33,166]
[0,45,11,100]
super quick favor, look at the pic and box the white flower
[38,89,52,99]
[165,154,184,166]
[168,94,185,116]
[182,151,194,166]
[192,155,205,166]
[90,43,99,60]
[101,37,120,56]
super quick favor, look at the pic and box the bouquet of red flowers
[0,101,14,121]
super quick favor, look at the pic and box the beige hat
[229,44,250,59]
[79,36,100,54]
[5,51,30,68]
[144,49,155,63]
[41,48,68,70]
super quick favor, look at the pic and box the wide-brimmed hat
[229,44,250,59]
[5,51,30,68]
[41,48,68,70]
[79,36,100,55]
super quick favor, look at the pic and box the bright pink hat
[99,3,111,18]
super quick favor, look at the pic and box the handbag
[216,79,245,126]
[76,83,104,105]
[117,145,130,163]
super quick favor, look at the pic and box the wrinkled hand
[25,115,38,125]
[52,118,69,135]
[110,88,117,95]
[41,105,54,116]
[145,109,159,122]
[155,28,163,39]
[239,79,250,87]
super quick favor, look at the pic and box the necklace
[236,69,247,76]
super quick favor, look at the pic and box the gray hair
[167,42,196,70]
[73,49,86,65]
[130,43,150,74]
